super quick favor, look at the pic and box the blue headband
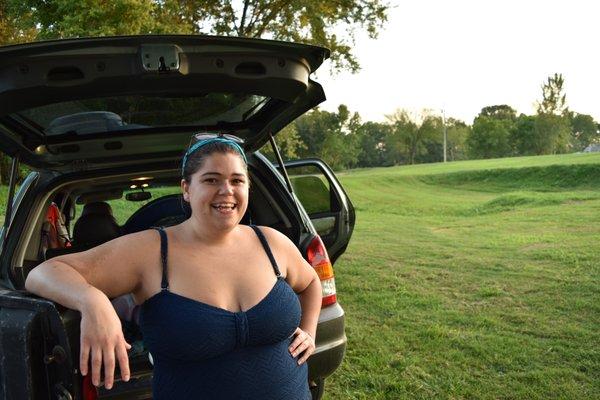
[181,137,247,175]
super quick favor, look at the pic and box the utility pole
[442,109,447,162]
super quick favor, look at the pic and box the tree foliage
[385,109,443,165]
[445,118,470,161]
[294,106,360,170]
[466,106,516,159]
[260,123,305,161]
[569,113,600,151]
[536,73,568,116]
[467,115,513,159]
[5,0,389,73]
[510,114,537,155]
[354,121,392,167]
[533,73,571,154]
[479,105,517,121]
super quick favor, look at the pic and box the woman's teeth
[213,203,236,211]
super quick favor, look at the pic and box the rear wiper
[242,97,269,121]
[12,113,46,136]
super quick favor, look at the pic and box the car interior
[17,162,299,287]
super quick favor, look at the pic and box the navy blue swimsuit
[140,226,310,400]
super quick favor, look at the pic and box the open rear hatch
[0,35,329,172]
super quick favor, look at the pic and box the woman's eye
[232,179,245,185]
[204,178,217,184]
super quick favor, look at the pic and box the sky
[317,0,600,125]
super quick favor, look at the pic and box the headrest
[81,201,114,217]
[74,201,119,245]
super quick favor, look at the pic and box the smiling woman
[25,133,323,399]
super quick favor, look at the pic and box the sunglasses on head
[190,133,245,146]
[182,132,247,174]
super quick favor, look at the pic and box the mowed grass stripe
[325,155,600,399]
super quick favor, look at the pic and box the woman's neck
[180,218,239,246]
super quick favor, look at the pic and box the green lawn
[324,154,600,399]
[1,153,598,398]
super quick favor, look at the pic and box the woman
[25,134,322,399]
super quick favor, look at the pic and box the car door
[283,158,355,264]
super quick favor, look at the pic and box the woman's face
[181,152,249,232]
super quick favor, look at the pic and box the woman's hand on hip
[79,288,131,389]
[289,327,315,365]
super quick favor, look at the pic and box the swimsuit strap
[153,227,170,290]
[249,225,282,278]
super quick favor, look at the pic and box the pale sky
[318,0,600,125]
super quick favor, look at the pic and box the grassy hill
[325,153,600,399]
[1,153,598,398]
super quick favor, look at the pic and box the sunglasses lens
[222,134,244,143]
[192,133,244,144]
[193,133,216,141]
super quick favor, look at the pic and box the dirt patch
[521,243,553,251]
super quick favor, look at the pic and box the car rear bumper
[308,302,346,380]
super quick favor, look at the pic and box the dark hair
[182,141,248,183]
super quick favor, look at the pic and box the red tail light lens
[306,235,337,307]
[82,375,98,400]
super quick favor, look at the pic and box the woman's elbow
[24,265,41,292]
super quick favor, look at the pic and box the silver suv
[0,35,355,399]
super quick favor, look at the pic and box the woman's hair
[182,141,248,183]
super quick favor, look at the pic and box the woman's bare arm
[25,229,156,389]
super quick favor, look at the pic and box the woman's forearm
[297,275,322,339]
[25,260,104,312]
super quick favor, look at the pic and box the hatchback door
[0,35,329,172]
[284,159,355,264]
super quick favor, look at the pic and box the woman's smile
[211,202,238,213]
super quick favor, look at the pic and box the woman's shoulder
[247,225,290,244]
[247,225,298,258]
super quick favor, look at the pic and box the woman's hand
[289,327,316,365]
[79,288,131,389]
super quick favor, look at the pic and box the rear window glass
[13,94,268,136]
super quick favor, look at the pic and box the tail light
[306,235,337,307]
[82,375,98,400]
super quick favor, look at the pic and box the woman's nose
[218,181,234,194]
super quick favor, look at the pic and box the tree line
[264,73,600,170]
[1,3,599,177]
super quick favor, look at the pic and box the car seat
[72,202,122,247]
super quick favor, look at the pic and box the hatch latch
[141,44,181,73]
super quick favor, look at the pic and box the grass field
[324,153,600,399]
[1,153,598,398]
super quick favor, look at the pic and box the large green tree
[467,117,512,159]
[6,0,389,72]
[479,104,518,122]
[295,105,360,170]
[466,105,516,159]
[355,121,392,167]
[569,113,599,151]
[533,73,571,154]
[510,114,537,155]
[385,109,442,165]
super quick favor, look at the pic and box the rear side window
[287,165,333,214]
